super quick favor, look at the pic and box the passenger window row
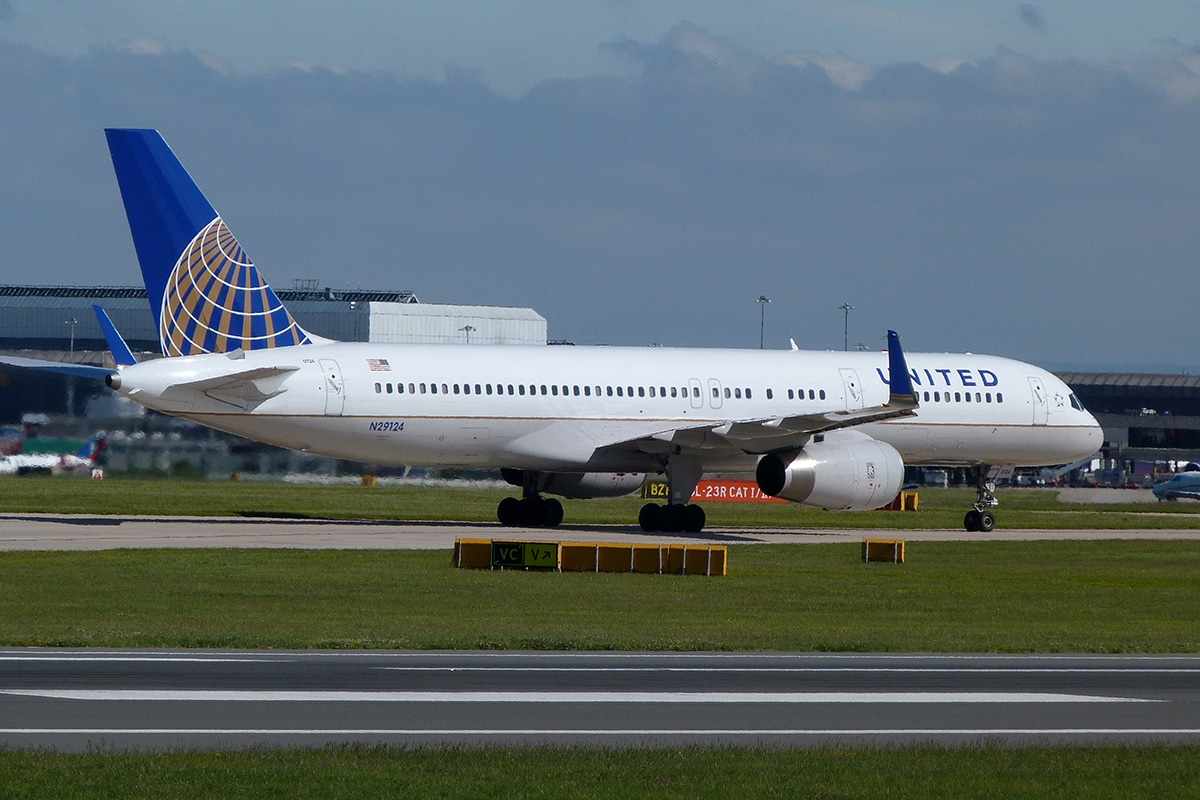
[371,379,1002,406]
[922,390,1003,404]
[371,382,788,400]
[374,382,701,398]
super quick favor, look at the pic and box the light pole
[838,303,854,352]
[756,295,770,349]
[460,324,476,344]
[64,318,78,416]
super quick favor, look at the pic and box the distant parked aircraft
[1152,467,1200,501]
[0,433,107,476]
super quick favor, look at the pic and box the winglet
[93,305,137,367]
[886,330,918,407]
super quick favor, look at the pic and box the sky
[1,2,1200,371]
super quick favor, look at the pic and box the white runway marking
[378,666,1200,674]
[0,728,1195,737]
[0,689,1154,703]
[0,656,283,663]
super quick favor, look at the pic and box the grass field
[3,745,1198,799]
[0,541,1196,651]
[3,474,1200,529]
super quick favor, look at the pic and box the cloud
[1,30,1200,370]
[118,35,169,57]
[1018,4,1046,31]
[1122,49,1200,102]
[776,52,873,91]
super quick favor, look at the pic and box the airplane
[1152,467,1200,501]
[0,433,107,476]
[0,128,1103,532]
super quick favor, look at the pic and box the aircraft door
[707,378,724,409]
[688,378,703,409]
[1029,376,1048,426]
[840,368,864,410]
[320,359,345,416]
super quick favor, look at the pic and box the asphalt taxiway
[2,512,1200,550]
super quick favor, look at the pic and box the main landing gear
[494,455,711,533]
[963,466,998,532]
[638,501,706,533]
[497,471,563,528]
[638,453,707,533]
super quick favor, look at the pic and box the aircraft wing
[597,330,919,457]
[616,399,918,457]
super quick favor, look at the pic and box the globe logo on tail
[160,218,311,356]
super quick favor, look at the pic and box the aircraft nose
[1084,414,1104,453]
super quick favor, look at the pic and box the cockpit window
[1069,393,1085,412]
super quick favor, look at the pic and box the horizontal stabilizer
[0,354,115,380]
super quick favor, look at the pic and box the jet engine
[501,469,646,499]
[755,429,904,511]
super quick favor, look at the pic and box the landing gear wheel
[964,508,996,532]
[656,503,689,533]
[497,496,562,528]
[639,503,660,532]
[515,497,535,526]
[497,496,520,526]
[540,497,564,528]
[683,504,706,533]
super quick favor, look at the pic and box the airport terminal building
[1056,372,1200,466]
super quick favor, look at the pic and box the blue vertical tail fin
[76,433,108,462]
[104,129,314,357]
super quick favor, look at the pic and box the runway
[2,512,1200,550]
[0,650,1197,750]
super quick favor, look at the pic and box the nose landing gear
[964,466,999,532]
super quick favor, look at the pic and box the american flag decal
[367,358,391,372]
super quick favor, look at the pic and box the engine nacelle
[755,429,904,511]
[501,468,646,499]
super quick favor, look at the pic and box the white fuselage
[111,342,1103,473]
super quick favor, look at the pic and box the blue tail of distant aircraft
[104,129,313,357]
[77,433,108,463]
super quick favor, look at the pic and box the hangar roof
[0,285,417,303]
[1057,372,1200,390]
